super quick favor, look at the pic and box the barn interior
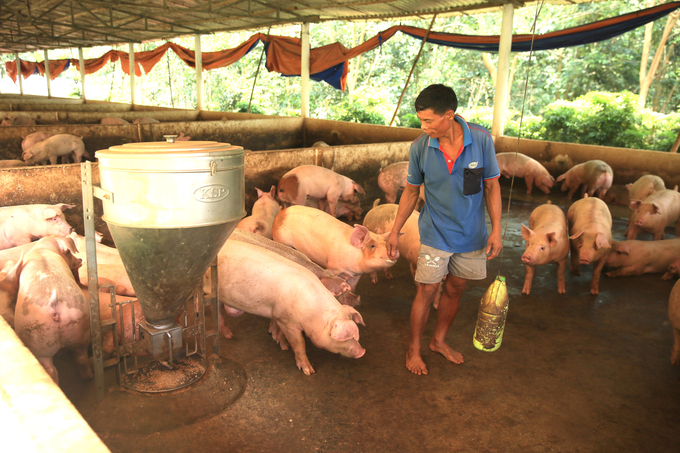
[2,1,680,452]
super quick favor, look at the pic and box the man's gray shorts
[414,244,487,284]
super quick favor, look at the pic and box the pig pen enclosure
[1,98,680,453]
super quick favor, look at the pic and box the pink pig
[100,117,129,125]
[0,259,22,328]
[14,237,92,384]
[272,205,398,291]
[237,186,281,239]
[305,196,363,221]
[627,189,680,240]
[1,115,36,126]
[216,239,366,375]
[21,132,52,152]
[557,160,613,199]
[496,152,555,194]
[662,257,680,280]
[567,196,613,295]
[668,280,680,365]
[0,203,75,250]
[520,203,570,294]
[378,161,409,203]
[22,134,87,165]
[602,184,630,206]
[277,165,365,218]
[605,238,680,278]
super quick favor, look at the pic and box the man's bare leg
[429,274,467,364]
[406,283,440,375]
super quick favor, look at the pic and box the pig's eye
[539,246,545,251]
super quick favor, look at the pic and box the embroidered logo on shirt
[469,162,478,169]
[423,254,441,268]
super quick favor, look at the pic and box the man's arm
[483,177,502,260]
[387,184,420,260]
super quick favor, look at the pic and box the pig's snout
[521,253,533,264]
[580,257,591,265]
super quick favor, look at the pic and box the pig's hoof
[521,288,530,295]
[590,288,599,295]
[558,287,566,294]
[298,362,316,375]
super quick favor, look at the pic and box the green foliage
[401,113,421,128]
[329,96,387,125]
[235,101,265,115]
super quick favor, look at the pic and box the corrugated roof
[0,0,606,54]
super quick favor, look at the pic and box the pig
[236,186,281,239]
[312,141,329,147]
[1,115,36,126]
[605,238,680,278]
[21,132,52,152]
[556,160,613,199]
[567,196,613,295]
[495,152,555,194]
[627,175,665,201]
[133,117,159,124]
[305,196,363,221]
[277,165,365,218]
[627,189,680,240]
[520,202,570,294]
[22,134,87,165]
[100,117,129,125]
[272,205,398,291]
[602,184,630,206]
[669,280,680,365]
[378,161,409,203]
[0,203,75,250]
[0,160,29,168]
[13,237,92,384]
[662,257,680,280]
[0,258,22,328]
[216,239,366,375]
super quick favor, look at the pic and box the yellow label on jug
[473,276,509,352]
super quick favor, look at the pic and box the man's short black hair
[414,84,458,115]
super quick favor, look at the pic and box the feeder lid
[97,140,243,159]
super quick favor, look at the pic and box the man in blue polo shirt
[387,84,502,376]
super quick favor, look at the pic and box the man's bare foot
[430,340,464,364]
[406,348,428,375]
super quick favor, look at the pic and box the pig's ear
[595,233,611,250]
[629,200,642,210]
[255,187,264,198]
[60,237,79,255]
[269,186,277,197]
[42,207,61,220]
[546,232,558,248]
[329,319,359,342]
[94,231,104,243]
[556,173,566,182]
[568,230,584,240]
[56,203,76,212]
[352,182,365,195]
[520,224,533,241]
[615,243,630,255]
[651,202,662,215]
[347,307,365,326]
[3,256,23,284]
[625,183,633,192]
[349,225,370,248]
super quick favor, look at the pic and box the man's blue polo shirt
[406,115,500,254]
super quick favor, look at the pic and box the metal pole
[301,23,310,118]
[389,15,437,127]
[195,34,204,111]
[15,52,24,95]
[44,50,51,98]
[491,3,515,138]
[129,43,136,106]
[78,47,86,101]
[248,27,271,113]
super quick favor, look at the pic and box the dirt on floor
[57,181,680,453]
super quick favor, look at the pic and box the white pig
[21,132,52,152]
[0,258,22,327]
[22,134,87,165]
[627,189,680,240]
[216,239,366,375]
[277,165,365,218]
[496,152,555,194]
[567,196,613,295]
[627,175,665,201]
[605,238,680,278]
[520,203,570,294]
[0,203,75,250]
[378,161,409,203]
[272,205,398,291]
[668,280,680,365]
[557,160,613,199]
[14,237,92,384]
[236,186,281,239]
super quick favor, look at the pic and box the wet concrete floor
[59,181,680,452]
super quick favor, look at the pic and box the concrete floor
[58,182,680,453]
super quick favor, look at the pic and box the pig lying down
[605,238,680,278]
[216,239,366,375]
[0,203,75,250]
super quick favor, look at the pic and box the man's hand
[486,230,503,260]
[386,230,400,261]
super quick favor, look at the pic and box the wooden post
[79,47,86,101]
[671,129,680,153]
[491,3,515,138]
[301,23,310,118]
[195,34,204,111]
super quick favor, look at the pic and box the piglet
[496,152,555,194]
[277,165,365,218]
[605,238,680,278]
[236,186,281,239]
[520,202,570,294]
[627,189,680,240]
[567,195,613,294]
[100,117,129,125]
[1,115,36,126]
[378,161,409,203]
[0,203,75,250]
[216,239,366,375]
[22,134,88,165]
[14,237,91,384]
[557,160,613,199]
[602,185,630,206]
[272,205,398,291]
[133,117,159,124]
[627,175,665,201]
[0,258,22,328]
[668,280,680,365]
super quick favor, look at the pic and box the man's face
[416,108,455,139]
